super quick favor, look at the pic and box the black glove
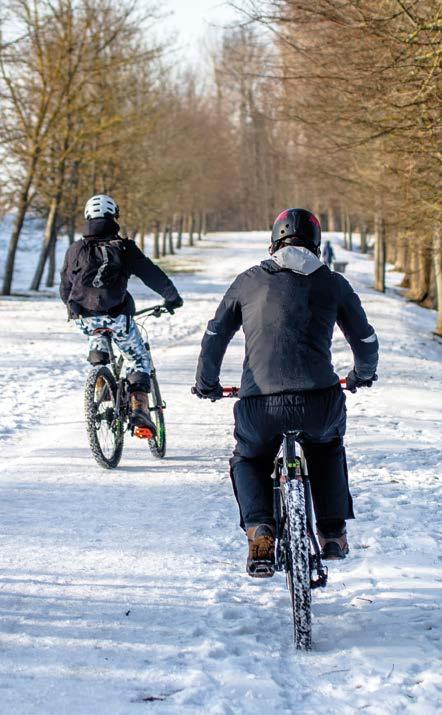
[191,384,223,402]
[164,295,183,314]
[345,368,378,393]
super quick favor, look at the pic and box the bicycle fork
[304,477,328,589]
[274,434,328,588]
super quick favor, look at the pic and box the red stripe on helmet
[275,210,290,223]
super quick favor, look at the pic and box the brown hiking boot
[246,524,275,578]
[130,391,157,436]
[318,530,349,560]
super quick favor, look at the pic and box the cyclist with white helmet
[60,194,183,432]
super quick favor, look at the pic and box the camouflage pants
[75,314,152,376]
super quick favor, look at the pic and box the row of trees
[233,0,441,333]
[0,1,440,333]
[0,0,236,294]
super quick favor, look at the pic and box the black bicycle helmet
[270,208,321,254]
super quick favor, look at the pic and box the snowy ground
[0,231,441,714]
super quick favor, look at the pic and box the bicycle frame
[92,305,167,433]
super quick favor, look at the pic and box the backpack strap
[92,244,109,288]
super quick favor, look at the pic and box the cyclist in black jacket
[193,208,378,576]
[60,194,183,431]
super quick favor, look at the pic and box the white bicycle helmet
[84,194,119,220]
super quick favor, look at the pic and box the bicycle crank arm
[149,402,166,411]
[310,554,328,589]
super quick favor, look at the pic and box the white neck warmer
[271,245,322,275]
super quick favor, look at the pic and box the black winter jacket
[196,245,378,397]
[59,218,180,318]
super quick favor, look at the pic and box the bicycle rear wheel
[283,478,312,650]
[147,370,166,458]
[84,366,124,469]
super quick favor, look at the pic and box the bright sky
[161,0,241,58]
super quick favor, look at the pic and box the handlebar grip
[222,387,239,397]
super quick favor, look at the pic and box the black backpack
[71,237,129,312]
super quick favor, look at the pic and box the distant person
[322,239,335,268]
[193,208,378,577]
[60,194,183,432]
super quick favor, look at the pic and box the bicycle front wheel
[283,479,312,650]
[147,370,166,458]
[84,366,124,469]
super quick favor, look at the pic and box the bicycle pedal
[247,559,275,578]
[133,426,154,440]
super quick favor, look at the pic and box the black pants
[230,385,354,531]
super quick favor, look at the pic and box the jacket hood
[262,245,323,276]
[83,217,120,239]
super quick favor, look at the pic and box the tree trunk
[45,220,58,287]
[422,258,437,309]
[433,229,442,335]
[374,214,386,292]
[139,226,146,253]
[153,221,160,259]
[398,237,411,287]
[395,235,407,272]
[30,197,59,291]
[415,241,432,304]
[67,216,76,245]
[360,223,368,254]
[346,214,353,251]
[1,153,39,295]
[176,215,183,249]
[31,121,70,291]
[386,234,397,264]
[406,244,420,297]
[201,210,207,236]
[327,206,336,232]
[341,208,348,249]
[66,160,80,245]
[188,213,194,247]
[197,212,203,240]
[168,223,175,255]
[161,223,167,256]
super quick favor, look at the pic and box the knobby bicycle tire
[283,479,312,650]
[147,371,166,458]
[84,366,124,469]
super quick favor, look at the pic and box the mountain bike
[84,305,167,469]
[222,386,330,650]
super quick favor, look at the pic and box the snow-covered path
[0,233,441,715]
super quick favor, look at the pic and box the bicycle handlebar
[222,387,240,397]
[222,379,348,397]
[134,305,169,318]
